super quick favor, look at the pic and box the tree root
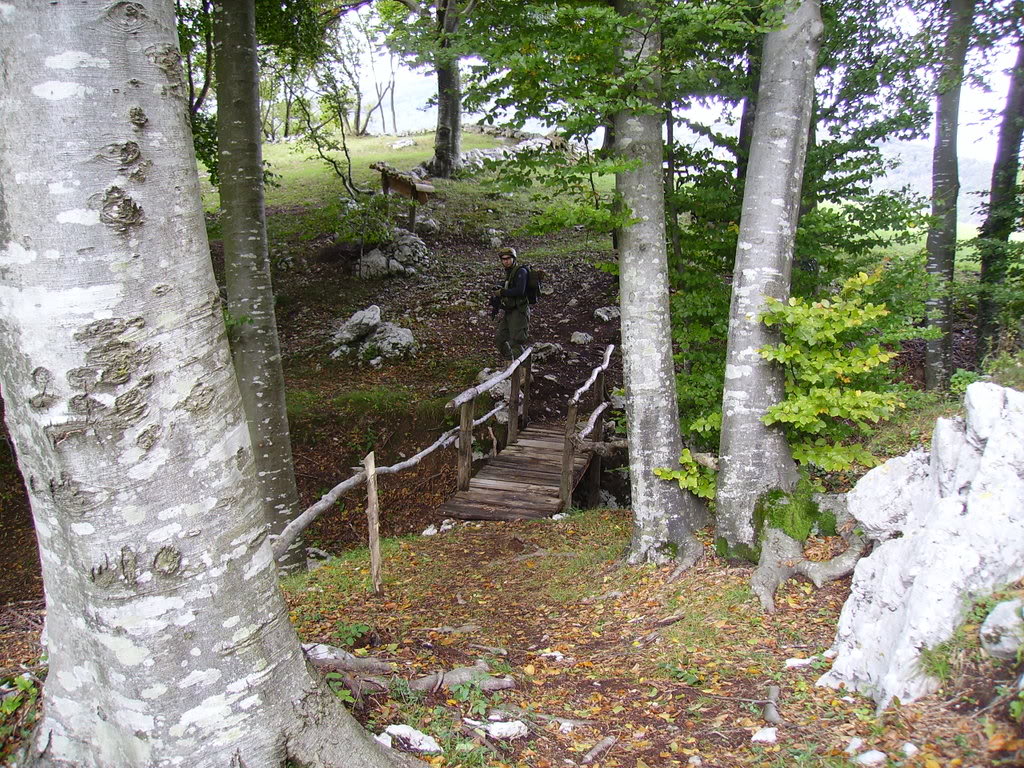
[752,524,867,613]
[409,660,515,692]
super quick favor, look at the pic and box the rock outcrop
[331,305,417,364]
[818,383,1024,708]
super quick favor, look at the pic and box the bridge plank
[436,422,596,522]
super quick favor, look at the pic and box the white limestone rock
[570,331,594,345]
[854,750,888,766]
[384,724,443,754]
[844,449,932,540]
[980,599,1024,661]
[750,727,777,743]
[361,322,416,360]
[359,248,391,278]
[818,383,1024,709]
[332,305,381,346]
[531,342,564,362]
[594,306,620,323]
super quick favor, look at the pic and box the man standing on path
[492,247,530,360]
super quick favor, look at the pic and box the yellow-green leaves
[758,270,906,471]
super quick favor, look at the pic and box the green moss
[715,536,759,563]
[718,475,838,564]
[754,475,836,544]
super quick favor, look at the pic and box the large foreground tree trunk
[426,0,462,178]
[715,0,822,556]
[614,0,705,570]
[924,0,975,390]
[214,0,304,571]
[977,38,1024,363]
[0,4,419,767]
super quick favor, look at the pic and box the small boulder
[332,305,381,345]
[570,331,594,345]
[362,323,416,360]
[980,599,1024,661]
[594,306,620,322]
[383,724,442,754]
[358,248,391,278]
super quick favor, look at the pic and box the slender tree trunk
[715,0,822,556]
[925,0,975,390]
[214,1,304,571]
[427,0,462,178]
[0,4,422,767]
[665,105,683,265]
[614,0,705,570]
[736,45,761,183]
[977,38,1024,363]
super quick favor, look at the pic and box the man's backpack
[522,264,545,305]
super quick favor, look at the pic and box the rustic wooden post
[584,419,603,508]
[508,363,523,444]
[458,398,474,491]
[594,369,606,410]
[407,201,417,231]
[560,400,579,510]
[363,451,383,595]
[520,354,533,430]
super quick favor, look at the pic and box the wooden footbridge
[436,345,614,521]
[272,345,615,566]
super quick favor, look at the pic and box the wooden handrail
[559,345,615,510]
[445,346,534,411]
[570,344,615,405]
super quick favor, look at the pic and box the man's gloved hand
[488,294,502,318]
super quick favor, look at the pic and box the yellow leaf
[523,664,536,676]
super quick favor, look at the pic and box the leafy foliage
[758,270,910,471]
[654,449,717,500]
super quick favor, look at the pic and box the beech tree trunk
[977,38,1024,363]
[214,1,304,570]
[925,0,975,390]
[427,0,462,178]
[715,0,823,554]
[614,0,705,570]
[0,4,420,766]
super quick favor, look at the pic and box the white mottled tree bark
[715,0,822,554]
[614,0,705,569]
[0,4,420,767]
[213,0,304,571]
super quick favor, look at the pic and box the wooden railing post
[508,363,522,444]
[560,400,579,511]
[363,451,383,595]
[458,398,474,491]
[521,354,533,430]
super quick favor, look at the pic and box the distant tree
[715,0,822,558]
[382,0,476,177]
[214,0,305,571]
[614,0,706,571]
[0,3,424,765]
[977,35,1024,361]
[924,0,976,390]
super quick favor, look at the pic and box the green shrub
[759,269,910,471]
